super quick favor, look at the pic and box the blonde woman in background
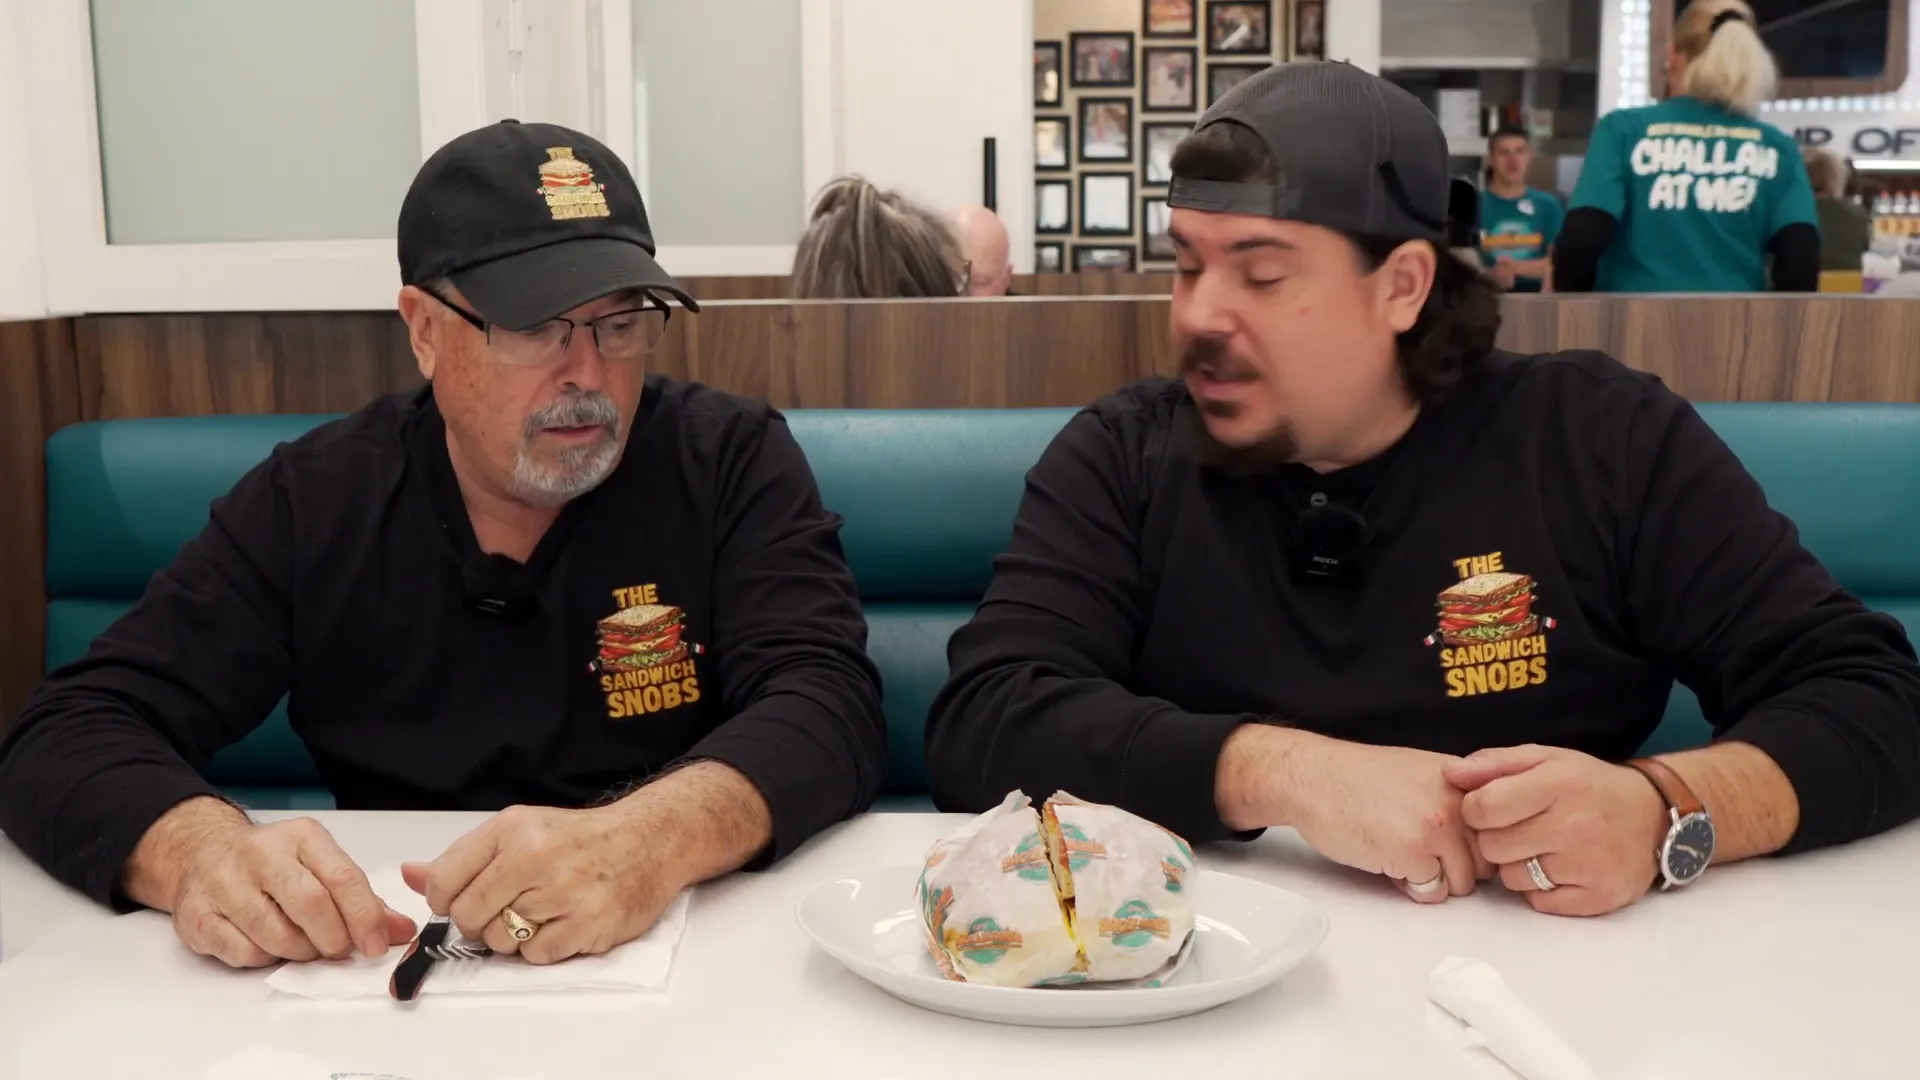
[1804,147,1870,272]
[1554,0,1818,292]
[791,176,969,298]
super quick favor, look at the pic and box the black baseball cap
[1168,62,1450,243]
[398,120,698,330]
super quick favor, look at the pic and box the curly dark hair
[1168,122,1501,403]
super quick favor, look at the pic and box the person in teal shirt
[1555,0,1819,293]
[1479,127,1564,292]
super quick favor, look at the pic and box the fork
[388,915,492,1001]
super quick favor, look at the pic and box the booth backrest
[42,403,1920,803]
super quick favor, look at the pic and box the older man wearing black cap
[928,63,1920,917]
[0,122,884,968]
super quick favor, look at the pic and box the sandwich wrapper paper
[263,867,691,1000]
[917,790,1197,988]
[198,1046,544,1080]
[1427,956,1598,1080]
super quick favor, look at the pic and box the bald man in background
[952,206,1013,296]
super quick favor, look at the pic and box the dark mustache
[1178,335,1250,378]
[525,391,620,441]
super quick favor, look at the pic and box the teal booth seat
[41,403,1920,809]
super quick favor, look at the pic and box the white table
[2,811,1916,1079]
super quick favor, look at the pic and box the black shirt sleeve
[0,453,297,905]
[1619,383,1920,852]
[1767,222,1821,292]
[1549,207,1616,293]
[681,411,885,863]
[926,408,1259,844]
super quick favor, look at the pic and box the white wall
[1326,0,1383,73]
[831,0,1036,271]
[0,1,45,319]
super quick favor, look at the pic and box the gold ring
[501,907,539,942]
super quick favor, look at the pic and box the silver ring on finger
[1525,855,1558,891]
[1406,874,1445,896]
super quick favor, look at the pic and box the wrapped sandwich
[915,791,1197,988]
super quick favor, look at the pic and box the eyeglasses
[428,291,671,367]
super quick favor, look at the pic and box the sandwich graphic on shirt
[1433,572,1539,646]
[594,603,687,671]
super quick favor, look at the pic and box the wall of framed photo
[1032,0,1294,273]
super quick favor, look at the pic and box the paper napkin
[263,867,691,1000]
[1427,956,1599,1080]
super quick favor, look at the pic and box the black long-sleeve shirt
[927,352,1920,853]
[0,377,885,905]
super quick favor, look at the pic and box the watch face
[1664,812,1715,884]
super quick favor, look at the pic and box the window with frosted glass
[633,0,805,246]
[90,0,422,244]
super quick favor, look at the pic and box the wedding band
[501,907,540,942]
[1526,856,1558,892]
[1406,874,1445,896]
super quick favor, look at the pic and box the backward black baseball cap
[398,120,698,330]
[1168,61,1450,243]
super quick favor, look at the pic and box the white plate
[796,864,1329,1027]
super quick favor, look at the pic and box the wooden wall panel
[1495,296,1920,403]
[0,320,82,724]
[74,313,420,420]
[1013,271,1173,296]
[677,276,790,301]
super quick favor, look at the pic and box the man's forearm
[119,795,251,911]
[1215,723,1324,832]
[605,761,774,887]
[1655,741,1800,863]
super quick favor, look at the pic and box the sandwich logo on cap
[592,583,704,718]
[1422,551,1557,699]
[538,146,611,221]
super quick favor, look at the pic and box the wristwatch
[1627,757,1715,890]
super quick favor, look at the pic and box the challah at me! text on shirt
[1569,96,1816,292]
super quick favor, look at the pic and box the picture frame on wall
[1035,40,1064,106]
[1075,244,1138,272]
[1207,1,1272,56]
[1208,62,1268,106]
[1143,122,1191,185]
[1036,179,1072,235]
[1143,197,1174,260]
[1078,97,1134,163]
[1143,47,1198,112]
[1293,0,1325,60]
[1035,116,1071,171]
[1069,31,1136,87]
[1036,242,1066,274]
[1143,0,1198,38]
[1081,173,1135,235]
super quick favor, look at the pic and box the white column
[832,0,1036,269]
[1325,0,1383,74]
[0,0,46,319]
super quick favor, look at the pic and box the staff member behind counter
[1554,0,1819,293]
[926,60,1920,920]
[0,121,885,971]
[1479,127,1564,293]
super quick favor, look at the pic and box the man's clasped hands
[1219,727,1674,917]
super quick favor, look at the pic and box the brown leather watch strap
[1627,757,1705,817]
